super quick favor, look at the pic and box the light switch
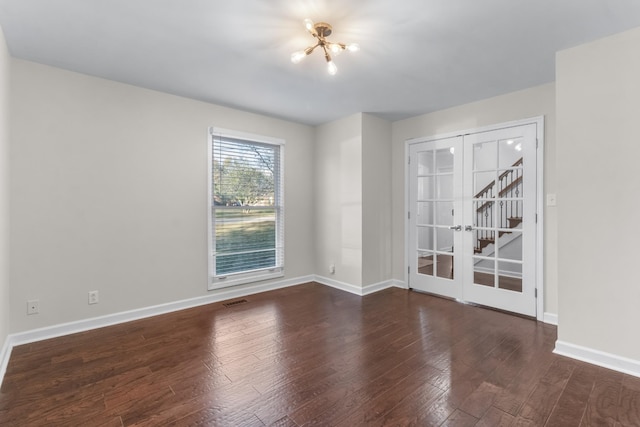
[547,194,557,207]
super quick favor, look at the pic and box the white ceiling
[2,0,640,125]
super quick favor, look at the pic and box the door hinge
[535,213,538,223]
[408,266,410,275]
[536,138,539,149]
[408,156,411,165]
[535,288,538,298]
[408,211,410,219]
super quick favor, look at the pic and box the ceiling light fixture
[291,18,359,75]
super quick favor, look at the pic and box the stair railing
[474,158,523,253]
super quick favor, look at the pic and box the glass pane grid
[211,133,283,280]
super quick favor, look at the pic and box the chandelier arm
[321,44,332,63]
[306,41,322,55]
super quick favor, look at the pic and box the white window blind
[208,128,284,289]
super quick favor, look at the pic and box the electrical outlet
[27,299,39,315]
[329,264,335,274]
[88,290,99,305]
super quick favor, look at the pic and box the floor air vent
[222,299,248,307]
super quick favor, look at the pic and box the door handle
[449,225,462,231]
[465,225,473,232]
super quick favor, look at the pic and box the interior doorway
[406,119,543,318]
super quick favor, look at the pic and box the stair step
[508,217,523,228]
[478,238,494,250]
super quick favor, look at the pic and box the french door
[408,123,538,317]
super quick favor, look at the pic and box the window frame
[207,127,285,290]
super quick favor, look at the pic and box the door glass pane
[474,171,496,199]
[473,228,495,257]
[435,148,454,172]
[436,227,453,252]
[497,231,522,262]
[474,258,495,287]
[498,169,523,199]
[435,201,453,226]
[417,226,434,251]
[417,151,434,175]
[498,261,522,292]
[417,177,434,200]
[498,137,523,170]
[474,200,495,229]
[418,251,434,276]
[417,202,434,225]
[412,140,460,289]
[436,175,453,199]
[436,254,454,280]
[473,140,497,170]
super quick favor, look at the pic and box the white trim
[210,269,284,289]
[362,280,401,296]
[9,275,313,347]
[391,279,409,290]
[313,276,364,295]
[0,276,399,387]
[404,141,410,289]
[208,127,286,290]
[209,127,286,146]
[313,276,402,296]
[543,312,558,325]
[554,340,640,378]
[472,266,523,278]
[405,117,545,146]
[404,116,545,320]
[4,276,403,350]
[207,127,213,287]
[535,116,545,322]
[0,335,12,388]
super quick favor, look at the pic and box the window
[208,127,284,289]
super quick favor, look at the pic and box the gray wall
[361,114,392,286]
[314,113,393,288]
[557,26,640,360]
[314,114,363,285]
[10,60,315,333]
[0,25,10,351]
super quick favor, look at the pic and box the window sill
[208,269,284,290]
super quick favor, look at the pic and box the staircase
[474,158,523,254]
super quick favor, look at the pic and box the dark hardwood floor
[1,282,639,426]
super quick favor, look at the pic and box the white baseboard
[362,279,403,295]
[313,276,363,295]
[554,340,640,378]
[313,276,402,296]
[0,275,407,387]
[543,312,558,325]
[391,279,408,290]
[9,275,315,348]
[0,335,12,389]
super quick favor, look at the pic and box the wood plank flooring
[1,282,639,426]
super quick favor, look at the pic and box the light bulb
[291,51,306,64]
[327,60,338,75]
[347,43,360,52]
[515,143,522,152]
[303,18,314,32]
[330,44,342,54]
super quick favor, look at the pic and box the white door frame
[404,116,545,321]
